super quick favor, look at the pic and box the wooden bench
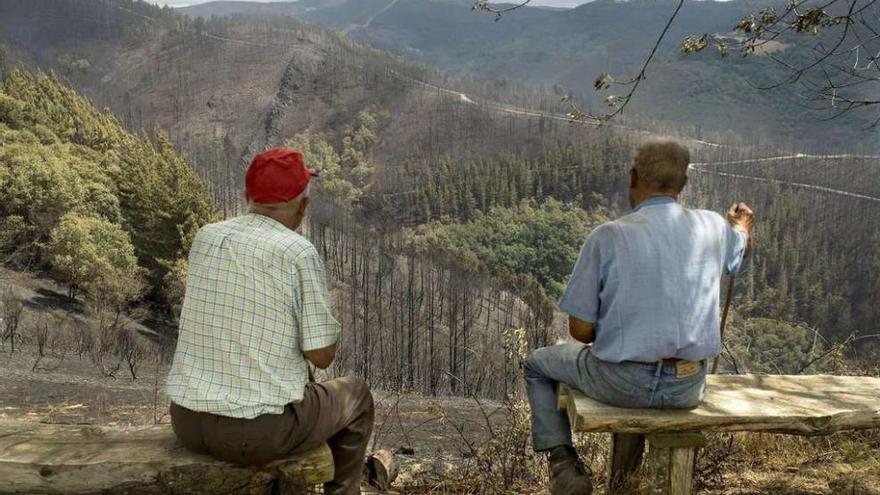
[558,374,880,495]
[0,420,334,494]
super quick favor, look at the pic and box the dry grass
[595,431,880,495]
[396,398,880,494]
[700,431,880,495]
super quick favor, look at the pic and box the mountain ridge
[181,0,879,150]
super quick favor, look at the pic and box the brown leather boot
[549,454,593,495]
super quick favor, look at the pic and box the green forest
[0,70,215,311]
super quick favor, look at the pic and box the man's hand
[569,316,595,344]
[727,202,753,232]
[727,202,754,259]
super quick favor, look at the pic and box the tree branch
[472,0,532,20]
[681,0,880,122]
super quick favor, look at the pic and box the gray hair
[633,141,690,193]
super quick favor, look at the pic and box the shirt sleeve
[723,224,748,275]
[294,250,341,352]
[559,227,606,323]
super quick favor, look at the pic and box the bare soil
[1,350,878,494]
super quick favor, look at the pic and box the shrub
[725,315,834,374]
[406,199,608,302]
[0,69,216,305]
[46,212,143,307]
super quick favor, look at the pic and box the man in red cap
[166,148,374,495]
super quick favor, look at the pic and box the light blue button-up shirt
[559,196,747,363]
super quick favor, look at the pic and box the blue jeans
[524,343,707,451]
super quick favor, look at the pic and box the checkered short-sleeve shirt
[165,214,340,418]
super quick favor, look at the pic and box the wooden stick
[711,276,735,374]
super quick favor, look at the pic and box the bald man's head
[633,141,690,193]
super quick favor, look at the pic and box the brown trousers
[170,376,374,495]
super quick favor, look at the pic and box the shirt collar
[632,195,677,213]
[243,213,289,232]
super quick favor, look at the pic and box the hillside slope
[0,68,214,306]
[1,0,607,212]
[0,1,414,164]
[183,0,879,150]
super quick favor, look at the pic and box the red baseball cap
[245,148,317,204]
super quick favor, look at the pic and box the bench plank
[561,374,880,435]
[0,420,334,494]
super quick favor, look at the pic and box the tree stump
[365,449,398,491]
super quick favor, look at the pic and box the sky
[150,0,590,8]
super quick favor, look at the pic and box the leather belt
[628,358,685,366]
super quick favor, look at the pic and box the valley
[0,0,878,493]
[184,0,880,150]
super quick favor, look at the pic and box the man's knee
[524,343,586,383]
[524,346,551,378]
[340,375,371,398]
[337,376,374,416]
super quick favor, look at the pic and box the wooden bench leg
[607,433,645,493]
[645,433,706,495]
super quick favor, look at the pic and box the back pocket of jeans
[587,358,655,407]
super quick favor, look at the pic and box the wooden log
[271,448,336,494]
[606,433,645,494]
[668,447,696,495]
[646,444,673,495]
[645,433,704,495]
[561,375,880,435]
[646,433,707,450]
[365,449,398,491]
[0,420,334,495]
